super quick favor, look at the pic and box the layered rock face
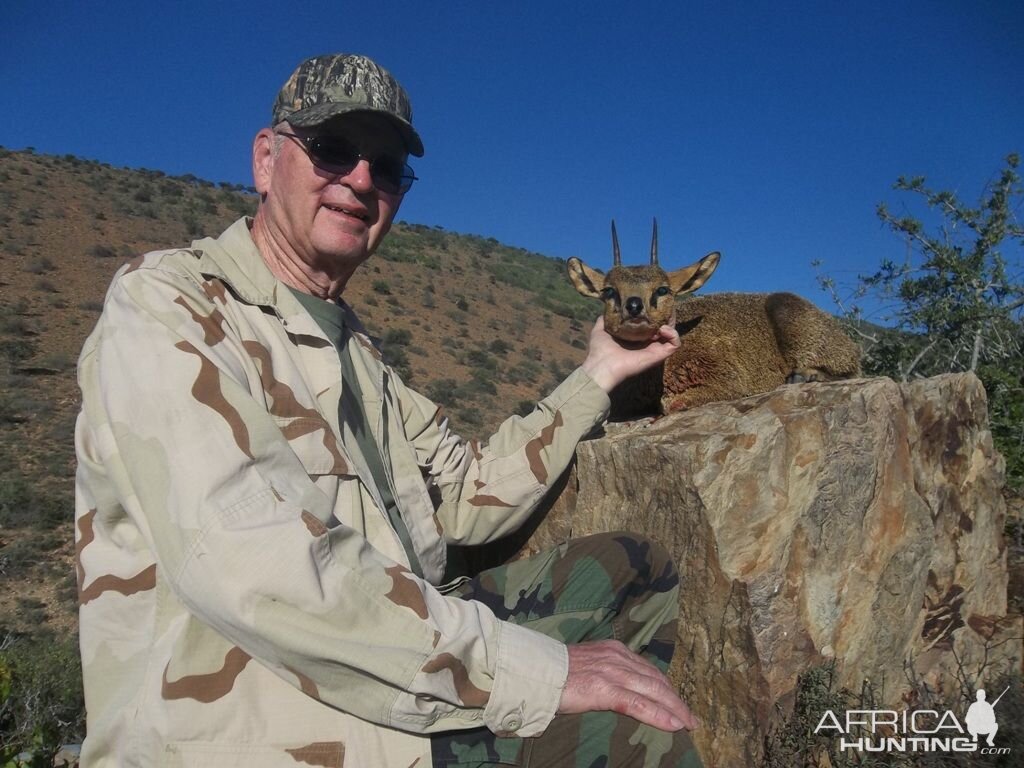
[514,374,1019,767]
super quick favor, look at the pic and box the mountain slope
[0,146,596,638]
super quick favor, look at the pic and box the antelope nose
[625,297,644,317]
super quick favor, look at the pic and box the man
[965,688,1000,748]
[75,54,703,767]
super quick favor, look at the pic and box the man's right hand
[558,640,699,732]
[580,316,681,394]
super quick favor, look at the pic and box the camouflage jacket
[74,217,611,767]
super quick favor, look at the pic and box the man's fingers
[613,690,693,732]
[560,640,700,732]
[657,323,681,346]
[602,677,698,732]
[619,671,697,728]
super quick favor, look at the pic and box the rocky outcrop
[513,374,1021,767]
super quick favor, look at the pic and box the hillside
[1,147,1021,762]
[0,146,596,642]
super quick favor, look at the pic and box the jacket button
[503,715,522,731]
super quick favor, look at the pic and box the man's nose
[624,297,644,317]
[340,158,375,193]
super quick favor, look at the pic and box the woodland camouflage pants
[431,532,704,768]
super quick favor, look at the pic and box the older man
[75,54,703,767]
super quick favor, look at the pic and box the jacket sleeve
[77,264,574,737]
[390,356,611,547]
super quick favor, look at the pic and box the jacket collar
[193,217,381,372]
[190,217,285,309]
[192,217,366,327]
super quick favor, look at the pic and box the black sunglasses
[276,131,417,195]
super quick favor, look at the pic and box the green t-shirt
[289,288,423,577]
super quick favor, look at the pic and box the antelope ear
[668,251,720,295]
[567,257,606,298]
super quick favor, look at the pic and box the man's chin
[312,228,370,261]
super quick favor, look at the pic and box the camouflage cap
[272,54,424,157]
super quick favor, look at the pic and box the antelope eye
[601,287,619,301]
[654,286,670,298]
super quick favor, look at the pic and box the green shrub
[465,350,495,370]
[0,340,35,364]
[454,407,482,427]
[0,634,85,766]
[383,346,413,382]
[463,373,496,397]
[22,257,54,275]
[425,379,459,408]
[488,340,512,356]
[0,375,45,427]
[384,328,412,346]
[515,400,535,417]
[504,359,542,386]
[0,471,69,528]
[228,194,256,215]
[34,352,73,373]
[0,315,30,335]
[182,214,203,238]
[88,246,118,264]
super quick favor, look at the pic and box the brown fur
[567,228,861,418]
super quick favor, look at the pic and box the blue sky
[2,1,1021,315]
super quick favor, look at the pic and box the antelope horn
[650,217,659,265]
[611,220,621,266]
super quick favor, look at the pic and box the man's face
[253,113,407,277]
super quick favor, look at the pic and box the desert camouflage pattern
[74,217,610,766]
[272,53,424,156]
[432,533,703,767]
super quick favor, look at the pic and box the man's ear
[566,257,606,298]
[252,128,276,197]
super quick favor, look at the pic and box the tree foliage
[818,154,1024,487]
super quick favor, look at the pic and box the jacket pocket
[273,415,352,476]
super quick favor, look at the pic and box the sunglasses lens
[369,156,406,194]
[389,163,416,194]
[306,136,359,173]
[300,134,414,194]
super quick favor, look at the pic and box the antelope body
[567,221,862,418]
